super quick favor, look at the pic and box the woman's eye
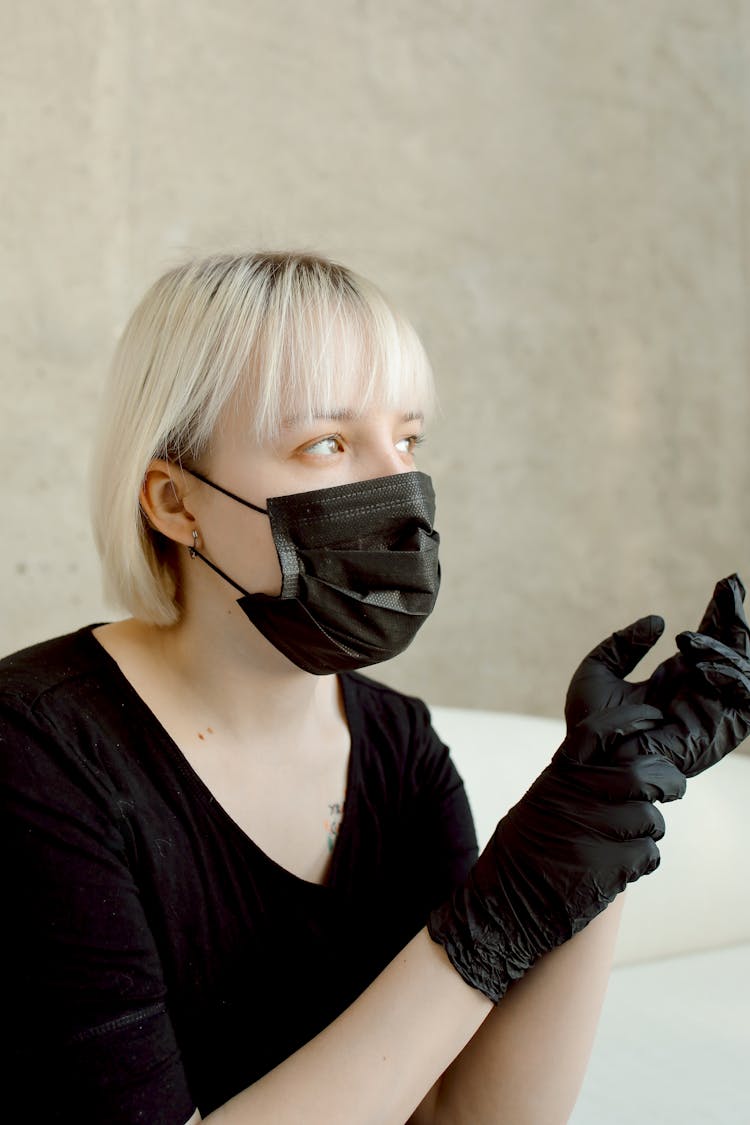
[395,433,425,455]
[302,435,344,456]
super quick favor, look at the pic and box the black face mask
[187,469,441,674]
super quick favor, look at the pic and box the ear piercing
[189,530,200,559]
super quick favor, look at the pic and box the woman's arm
[196,900,622,1125]
[201,925,493,1124]
[425,896,625,1125]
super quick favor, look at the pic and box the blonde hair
[90,250,435,624]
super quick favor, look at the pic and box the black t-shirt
[0,628,478,1124]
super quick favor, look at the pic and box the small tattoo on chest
[324,801,345,853]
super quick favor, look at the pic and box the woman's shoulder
[0,626,109,712]
[341,669,432,724]
[0,626,162,820]
[340,670,441,777]
[0,626,131,809]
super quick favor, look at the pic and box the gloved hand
[565,574,750,777]
[428,704,685,1003]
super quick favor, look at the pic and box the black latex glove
[565,574,750,777]
[428,704,685,1003]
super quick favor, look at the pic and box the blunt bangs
[243,266,435,442]
[90,251,435,624]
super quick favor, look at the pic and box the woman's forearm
[203,925,492,1125]
[198,893,622,1125]
[432,894,626,1125]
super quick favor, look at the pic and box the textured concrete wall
[2,1,750,717]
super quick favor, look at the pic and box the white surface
[571,944,750,1125]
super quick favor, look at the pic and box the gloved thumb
[565,615,665,727]
[584,615,666,678]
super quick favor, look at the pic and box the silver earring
[189,530,199,559]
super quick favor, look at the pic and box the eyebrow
[280,409,424,429]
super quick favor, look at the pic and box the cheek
[213,513,282,597]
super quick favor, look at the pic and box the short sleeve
[0,697,196,1125]
[406,698,480,903]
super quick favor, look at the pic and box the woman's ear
[140,460,198,547]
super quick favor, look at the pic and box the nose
[380,450,411,477]
[364,440,412,481]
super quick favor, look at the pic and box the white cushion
[571,944,750,1124]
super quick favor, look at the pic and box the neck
[171,607,339,733]
[97,601,343,752]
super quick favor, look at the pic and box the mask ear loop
[187,529,253,598]
[186,468,268,515]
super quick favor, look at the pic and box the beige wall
[2,1,750,717]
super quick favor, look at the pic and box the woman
[2,251,748,1124]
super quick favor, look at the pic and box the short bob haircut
[91,250,436,625]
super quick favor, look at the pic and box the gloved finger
[676,631,750,680]
[694,660,750,700]
[629,753,686,803]
[559,822,662,882]
[677,629,750,665]
[564,703,664,764]
[695,574,750,658]
[617,836,661,883]
[605,800,667,842]
[567,798,667,843]
[580,746,687,804]
[565,616,664,727]
[636,710,750,777]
